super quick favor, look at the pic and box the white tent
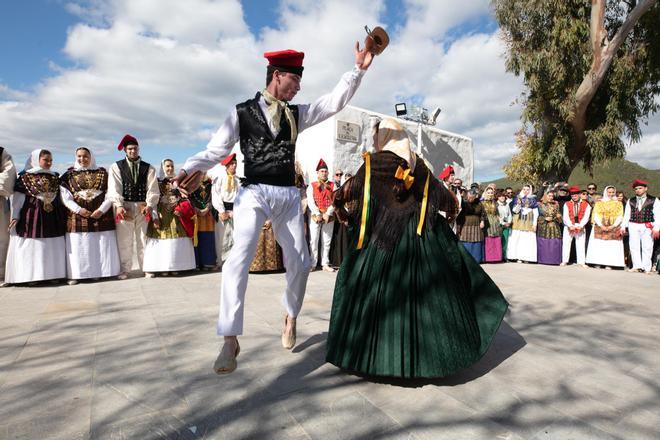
[295,105,473,184]
[207,105,473,185]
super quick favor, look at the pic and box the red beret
[221,153,237,166]
[439,165,454,180]
[569,185,581,194]
[117,134,138,151]
[316,158,328,171]
[264,49,304,76]
[632,179,648,188]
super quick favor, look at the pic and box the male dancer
[176,44,374,374]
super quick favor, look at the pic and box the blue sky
[0,0,411,90]
[1,1,657,180]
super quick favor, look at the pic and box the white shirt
[562,201,592,228]
[212,174,240,214]
[0,150,16,199]
[106,160,160,210]
[183,65,366,174]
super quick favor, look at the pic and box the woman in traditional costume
[142,159,196,276]
[60,147,121,284]
[586,185,625,269]
[190,173,217,270]
[482,187,502,262]
[456,189,487,263]
[536,190,563,265]
[5,149,66,284]
[496,189,512,260]
[507,184,538,263]
[249,221,284,273]
[326,118,508,379]
[330,173,350,268]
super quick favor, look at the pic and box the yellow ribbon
[394,165,415,190]
[356,153,371,249]
[416,171,430,236]
[193,215,199,247]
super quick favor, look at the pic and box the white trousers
[218,184,312,336]
[562,226,586,264]
[628,222,654,272]
[115,202,149,273]
[309,217,333,267]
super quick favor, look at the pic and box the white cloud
[1,0,656,180]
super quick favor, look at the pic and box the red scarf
[566,200,589,224]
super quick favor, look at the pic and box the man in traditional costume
[212,153,240,266]
[107,135,160,279]
[60,147,121,284]
[0,147,16,283]
[622,180,660,273]
[176,44,374,374]
[307,159,335,272]
[561,186,591,267]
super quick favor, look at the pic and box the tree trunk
[567,0,656,170]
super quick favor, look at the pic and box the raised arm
[182,111,239,175]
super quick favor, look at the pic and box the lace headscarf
[73,147,98,171]
[24,148,56,175]
[157,159,176,180]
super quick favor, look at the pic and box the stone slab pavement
[0,263,659,439]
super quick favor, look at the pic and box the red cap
[632,179,648,188]
[221,153,237,166]
[439,165,454,180]
[264,50,304,76]
[316,159,328,171]
[117,134,138,151]
[569,185,581,194]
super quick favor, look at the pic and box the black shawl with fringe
[334,151,458,251]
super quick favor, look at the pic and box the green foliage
[494,0,660,180]
[491,158,660,197]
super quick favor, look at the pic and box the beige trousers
[115,201,149,273]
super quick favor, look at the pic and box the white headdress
[73,147,98,171]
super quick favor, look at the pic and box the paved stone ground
[0,263,659,440]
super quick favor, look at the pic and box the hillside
[488,158,660,196]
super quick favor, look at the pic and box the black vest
[629,195,656,223]
[116,159,151,202]
[236,93,299,186]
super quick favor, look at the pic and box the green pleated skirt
[326,217,508,378]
